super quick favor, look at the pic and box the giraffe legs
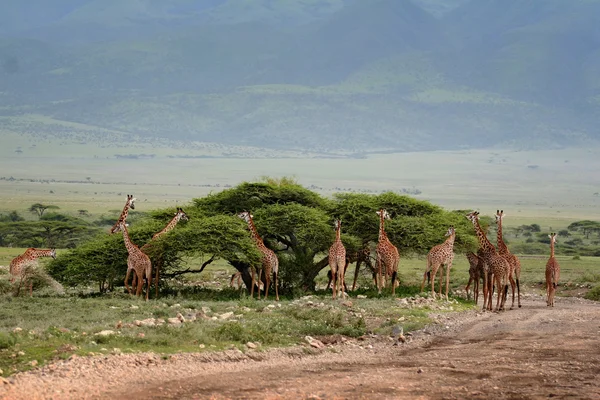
[264,268,271,301]
[438,265,444,299]
[474,270,480,305]
[274,271,279,301]
[445,262,452,301]
[124,267,133,295]
[508,271,517,310]
[429,265,438,300]
[376,257,383,295]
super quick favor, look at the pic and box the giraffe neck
[550,240,555,258]
[471,218,496,255]
[111,203,131,233]
[246,218,266,248]
[443,232,456,248]
[496,218,509,254]
[25,248,54,259]
[378,215,388,243]
[335,225,342,243]
[121,225,139,254]
[151,214,182,240]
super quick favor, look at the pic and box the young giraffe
[328,219,347,299]
[375,209,400,295]
[495,210,522,309]
[466,211,510,312]
[420,226,456,300]
[132,207,189,298]
[110,194,136,234]
[120,221,152,300]
[545,233,560,307]
[465,251,484,304]
[238,211,279,301]
[9,248,57,296]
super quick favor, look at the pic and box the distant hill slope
[0,0,598,154]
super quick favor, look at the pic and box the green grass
[0,292,454,377]
[0,249,597,377]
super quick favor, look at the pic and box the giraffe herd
[7,198,562,309]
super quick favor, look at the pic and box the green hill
[1,0,598,153]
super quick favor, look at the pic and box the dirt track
[2,294,600,400]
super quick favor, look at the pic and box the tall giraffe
[420,226,456,300]
[375,209,400,295]
[328,219,347,299]
[9,248,56,296]
[110,194,136,234]
[466,211,510,312]
[120,221,152,300]
[133,207,189,298]
[237,211,279,301]
[495,210,522,309]
[545,233,560,307]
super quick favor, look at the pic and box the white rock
[219,312,234,320]
[95,330,116,337]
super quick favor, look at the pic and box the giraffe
[237,211,279,301]
[465,251,484,304]
[110,194,136,234]
[545,233,560,307]
[495,210,522,309]
[120,221,152,300]
[375,209,400,295]
[9,248,56,296]
[132,207,189,298]
[420,226,456,300]
[326,246,373,292]
[328,219,347,299]
[466,211,510,312]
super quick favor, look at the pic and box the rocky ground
[1,293,599,400]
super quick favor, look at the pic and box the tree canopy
[47,179,479,294]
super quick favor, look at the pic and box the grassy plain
[2,130,599,225]
[1,134,599,377]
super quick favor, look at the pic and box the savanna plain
[1,137,600,399]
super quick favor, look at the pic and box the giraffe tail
[551,270,557,289]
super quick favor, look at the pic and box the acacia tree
[48,179,479,295]
[29,203,59,219]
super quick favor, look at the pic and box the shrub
[584,285,600,302]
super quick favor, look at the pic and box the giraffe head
[548,232,558,244]
[333,219,342,231]
[445,226,455,237]
[237,211,253,223]
[50,248,57,259]
[127,194,136,210]
[465,210,480,223]
[376,209,391,220]
[176,207,189,221]
[495,209,505,224]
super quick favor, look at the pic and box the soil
[1,293,599,400]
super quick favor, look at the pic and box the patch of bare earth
[1,294,599,400]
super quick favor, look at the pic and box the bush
[584,285,600,302]
[0,332,17,349]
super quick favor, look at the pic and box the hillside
[1,0,599,154]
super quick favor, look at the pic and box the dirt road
[2,294,599,400]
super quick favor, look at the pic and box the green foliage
[0,211,24,222]
[0,219,100,248]
[0,332,17,350]
[45,180,482,293]
[584,285,600,302]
